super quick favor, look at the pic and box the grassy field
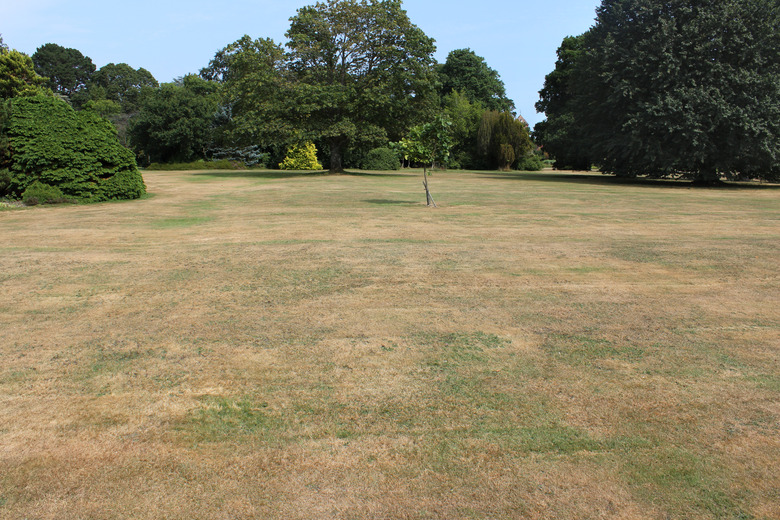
[1,169,778,519]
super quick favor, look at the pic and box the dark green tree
[91,63,159,113]
[32,43,95,98]
[533,34,592,171]
[286,0,438,173]
[438,49,514,113]
[129,75,220,164]
[201,35,292,155]
[4,94,145,201]
[478,111,533,170]
[577,0,780,184]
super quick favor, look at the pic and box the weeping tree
[400,116,453,207]
[478,111,533,170]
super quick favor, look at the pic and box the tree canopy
[438,48,514,113]
[0,48,48,100]
[32,43,96,98]
[285,0,438,172]
[129,75,220,164]
[536,0,780,184]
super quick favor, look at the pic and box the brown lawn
[1,169,778,519]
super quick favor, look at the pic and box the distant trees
[535,0,780,184]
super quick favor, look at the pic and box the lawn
[1,169,778,519]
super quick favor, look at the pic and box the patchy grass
[0,169,778,519]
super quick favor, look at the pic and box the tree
[400,116,453,206]
[4,94,145,202]
[534,34,592,170]
[478,111,533,170]
[442,89,486,169]
[200,35,292,155]
[32,43,95,98]
[576,0,780,184]
[438,49,514,113]
[0,48,49,100]
[279,141,323,170]
[286,0,438,173]
[129,75,220,163]
[91,63,158,112]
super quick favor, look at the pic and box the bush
[5,95,146,202]
[21,181,68,205]
[360,147,400,171]
[516,154,544,171]
[0,168,10,196]
[279,142,323,171]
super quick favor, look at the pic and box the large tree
[91,63,159,113]
[129,75,220,164]
[200,35,292,155]
[533,34,592,171]
[32,43,95,98]
[285,0,438,172]
[576,0,780,184]
[438,48,514,113]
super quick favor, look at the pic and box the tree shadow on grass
[190,170,329,180]
[479,171,780,190]
[363,199,419,206]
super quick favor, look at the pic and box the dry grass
[1,169,778,519]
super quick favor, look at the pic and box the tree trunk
[329,139,344,174]
[422,167,436,207]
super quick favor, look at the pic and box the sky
[0,0,600,127]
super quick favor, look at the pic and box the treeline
[534,0,780,185]
[2,0,538,177]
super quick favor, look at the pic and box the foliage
[442,90,486,169]
[478,111,533,170]
[129,75,220,164]
[279,141,323,170]
[5,95,145,202]
[438,48,514,113]
[90,62,158,112]
[208,145,269,168]
[0,168,10,195]
[32,43,95,98]
[516,154,544,172]
[400,116,453,206]
[360,147,400,170]
[573,0,780,184]
[285,0,438,172]
[0,48,49,99]
[21,180,69,205]
[533,34,592,170]
[201,35,291,153]
[144,160,243,171]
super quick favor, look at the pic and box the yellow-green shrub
[278,142,323,171]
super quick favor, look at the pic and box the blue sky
[1,0,600,127]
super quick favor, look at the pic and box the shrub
[0,168,10,196]
[279,142,323,171]
[516,154,544,171]
[21,180,67,205]
[360,147,400,171]
[6,95,146,202]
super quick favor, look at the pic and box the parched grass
[0,169,778,519]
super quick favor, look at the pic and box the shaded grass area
[0,170,778,519]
